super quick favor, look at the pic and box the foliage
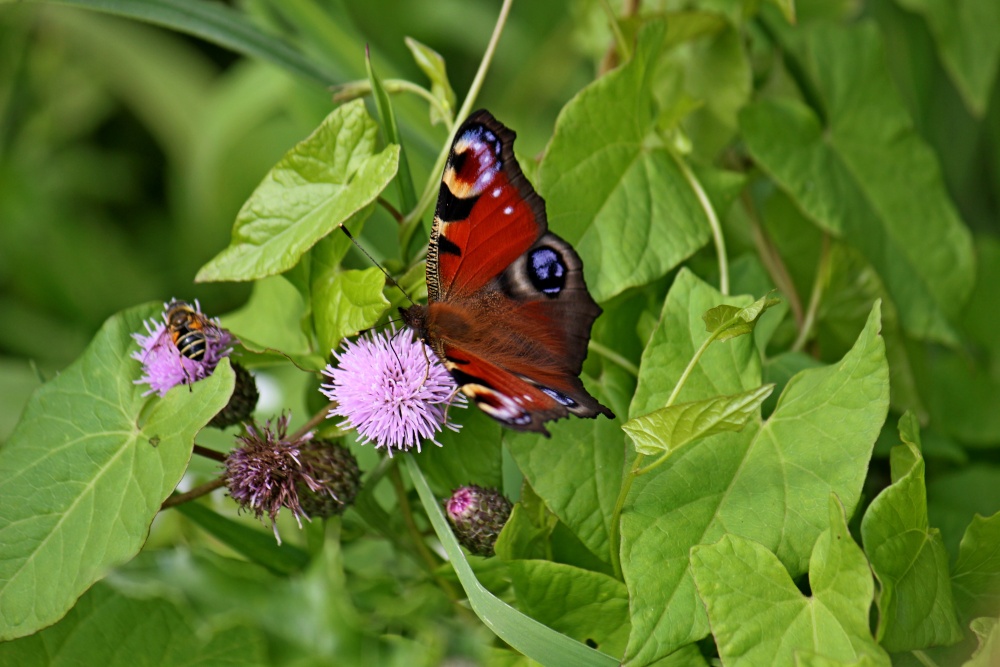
[2,0,999,665]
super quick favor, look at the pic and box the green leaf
[418,407,503,494]
[0,304,234,640]
[622,300,888,664]
[928,466,1000,559]
[622,384,774,455]
[509,560,630,659]
[45,0,335,86]
[860,414,963,652]
[539,21,712,302]
[404,457,618,667]
[0,583,267,667]
[630,269,760,419]
[952,512,1000,622]
[221,275,313,359]
[404,36,455,126]
[964,617,1000,667]
[702,294,782,342]
[740,22,974,343]
[174,502,310,576]
[506,385,623,566]
[313,267,389,354]
[690,497,889,667]
[495,503,554,562]
[196,100,399,282]
[895,0,1000,116]
[366,47,417,214]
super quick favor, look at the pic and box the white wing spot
[492,187,502,198]
[504,206,514,215]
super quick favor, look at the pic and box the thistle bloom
[320,328,465,455]
[131,300,233,397]
[446,485,513,557]
[224,414,361,543]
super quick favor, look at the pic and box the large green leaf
[506,385,623,566]
[690,497,889,667]
[622,298,888,665]
[538,21,711,302]
[860,414,963,652]
[418,407,503,495]
[197,100,399,282]
[0,582,267,666]
[895,0,1000,116]
[509,560,630,659]
[740,22,974,343]
[0,305,234,640]
[312,266,389,355]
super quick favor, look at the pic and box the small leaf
[495,503,554,562]
[366,47,416,213]
[313,267,389,354]
[196,100,399,282]
[418,408,503,495]
[0,583,267,666]
[0,305,234,641]
[860,414,964,651]
[404,36,455,125]
[952,512,1000,622]
[623,384,774,455]
[964,618,1000,667]
[690,497,889,667]
[702,294,782,342]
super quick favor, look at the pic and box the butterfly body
[401,110,614,436]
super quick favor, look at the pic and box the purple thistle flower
[131,300,233,397]
[224,414,361,543]
[320,328,465,455]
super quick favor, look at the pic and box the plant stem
[741,190,804,330]
[588,340,639,377]
[389,462,462,602]
[192,444,227,463]
[378,196,404,224]
[161,477,226,510]
[290,401,337,442]
[599,0,631,63]
[672,150,729,295]
[401,0,514,230]
[792,232,831,353]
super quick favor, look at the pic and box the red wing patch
[428,110,547,301]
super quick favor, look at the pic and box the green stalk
[792,232,831,353]
[400,0,515,244]
[671,149,730,295]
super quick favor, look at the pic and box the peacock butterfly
[400,110,615,436]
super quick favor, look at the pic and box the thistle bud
[297,439,361,518]
[209,362,259,429]
[445,485,512,557]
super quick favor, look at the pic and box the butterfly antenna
[338,225,417,307]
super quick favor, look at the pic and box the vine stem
[192,444,226,463]
[792,233,831,353]
[588,340,639,377]
[608,321,728,578]
[161,477,226,510]
[401,0,514,230]
[742,190,804,330]
[389,462,463,604]
[671,149,729,295]
[291,400,338,442]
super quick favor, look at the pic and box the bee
[165,300,218,361]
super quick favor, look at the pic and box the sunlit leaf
[0,305,234,640]
[197,100,399,282]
